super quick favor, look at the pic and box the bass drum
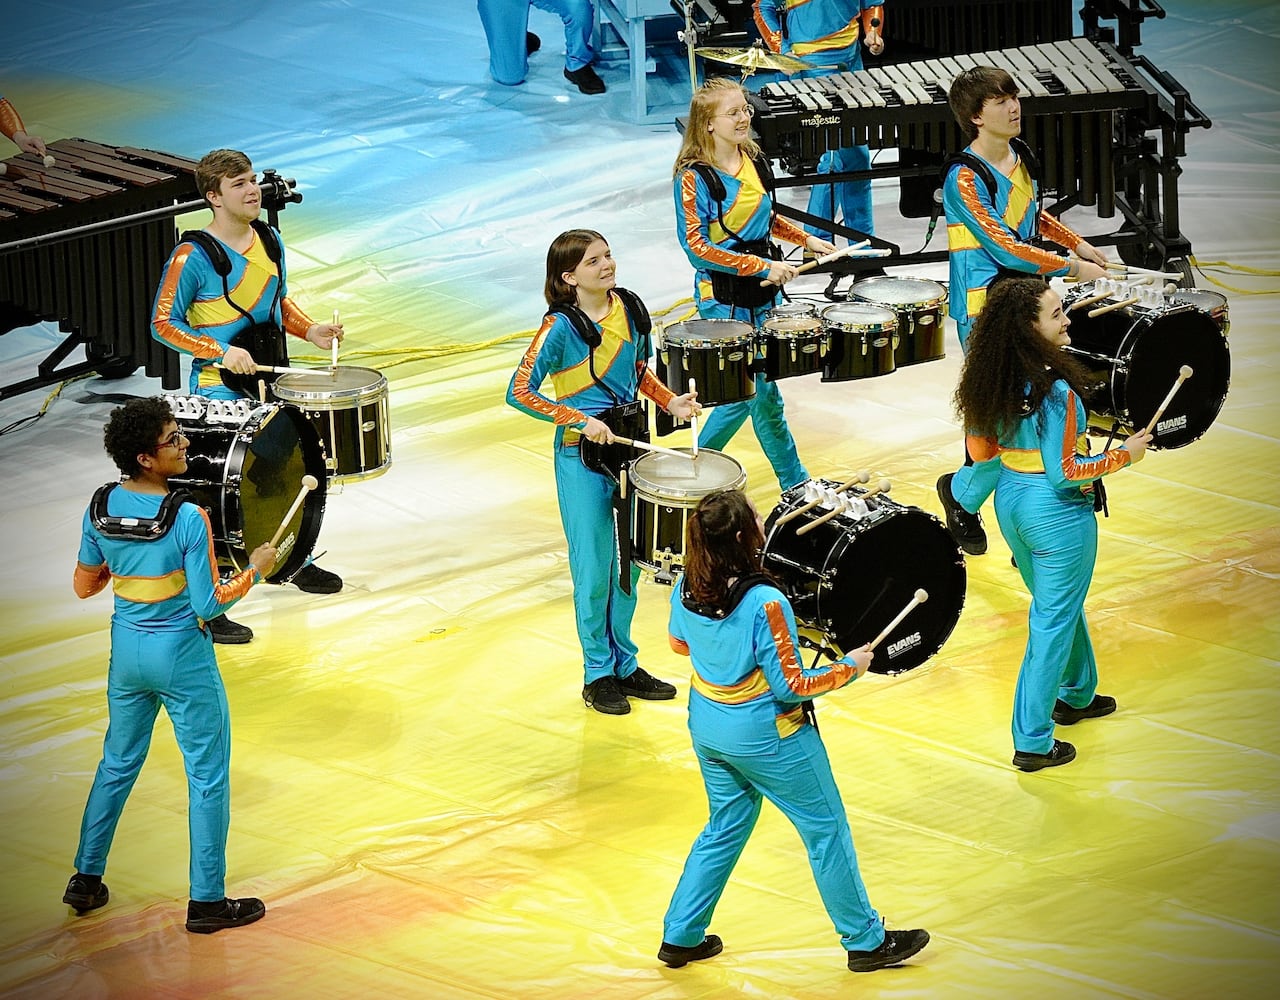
[168,397,328,582]
[1061,282,1230,448]
[763,481,966,674]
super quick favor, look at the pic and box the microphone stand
[671,0,700,99]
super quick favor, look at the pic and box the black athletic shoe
[658,934,723,968]
[63,874,109,914]
[1052,694,1117,725]
[526,31,541,54]
[1013,739,1077,772]
[185,896,266,934]
[619,666,677,701]
[847,928,930,972]
[290,563,343,594]
[583,676,630,715]
[564,64,606,94]
[207,614,253,644]
[936,473,987,555]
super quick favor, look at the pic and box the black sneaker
[1052,694,1117,725]
[526,31,541,55]
[564,64,606,95]
[582,676,630,715]
[185,896,266,934]
[847,928,930,972]
[936,473,987,555]
[63,874,109,914]
[290,563,343,594]
[658,934,723,968]
[1012,739,1077,772]
[619,666,677,701]
[207,614,253,644]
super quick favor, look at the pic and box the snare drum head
[629,448,746,501]
[851,276,947,309]
[820,302,898,333]
[273,365,388,406]
[762,315,823,336]
[663,318,754,346]
[766,301,817,321]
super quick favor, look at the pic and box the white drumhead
[273,365,388,406]
[820,302,898,333]
[851,276,947,308]
[629,448,746,500]
[663,318,754,347]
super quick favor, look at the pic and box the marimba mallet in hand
[759,241,869,285]
[1141,365,1193,437]
[868,589,929,651]
[268,475,319,548]
[777,469,871,525]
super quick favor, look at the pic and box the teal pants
[74,624,231,902]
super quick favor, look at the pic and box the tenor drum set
[659,277,948,402]
[166,362,392,582]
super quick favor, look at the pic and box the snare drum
[850,276,947,366]
[272,366,391,482]
[1061,282,1230,448]
[763,480,966,673]
[168,397,327,583]
[629,448,747,583]
[759,302,827,381]
[660,319,756,405]
[819,302,898,381]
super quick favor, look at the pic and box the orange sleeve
[281,297,315,339]
[73,562,111,599]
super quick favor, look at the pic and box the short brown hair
[544,229,607,307]
[195,148,253,207]
[948,66,1018,143]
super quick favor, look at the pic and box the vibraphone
[752,36,1157,216]
[0,139,201,398]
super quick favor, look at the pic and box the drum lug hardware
[655,548,677,586]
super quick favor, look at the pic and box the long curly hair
[683,489,767,608]
[103,396,175,477]
[673,77,762,175]
[953,277,1093,438]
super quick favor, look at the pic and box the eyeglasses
[714,105,755,120]
[153,430,188,452]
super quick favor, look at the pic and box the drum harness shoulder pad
[90,482,196,541]
[690,154,782,310]
[548,286,653,409]
[942,137,1053,266]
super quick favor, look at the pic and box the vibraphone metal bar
[0,138,198,399]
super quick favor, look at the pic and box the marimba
[0,139,200,397]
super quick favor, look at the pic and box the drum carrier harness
[90,482,194,540]
[181,220,287,395]
[691,152,783,311]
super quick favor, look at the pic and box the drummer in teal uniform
[673,78,835,492]
[151,148,346,642]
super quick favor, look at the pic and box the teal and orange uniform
[71,488,261,902]
[753,1,884,240]
[951,380,1135,754]
[674,156,811,490]
[506,291,675,685]
[151,227,317,399]
[943,147,1085,347]
[661,576,886,954]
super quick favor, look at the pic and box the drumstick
[613,435,692,460]
[1089,295,1141,318]
[268,475,319,548]
[1104,261,1184,280]
[1141,365,1193,437]
[868,589,930,651]
[860,478,892,500]
[759,240,870,286]
[1070,288,1114,311]
[794,503,847,536]
[215,363,325,376]
[688,377,699,459]
[331,310,339,377]
[777,469,871,525]
[257,379,267,404]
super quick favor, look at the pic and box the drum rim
[820,302,898,333]
[273,366,389,405]
[762,316,824,335]
[850,275,947,310]
[629,449,747,498]
[663,318,755,346]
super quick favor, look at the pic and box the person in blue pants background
[477,0,606,94]
[949,278,1151,772]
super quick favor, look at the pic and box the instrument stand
[674,2,701,100]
